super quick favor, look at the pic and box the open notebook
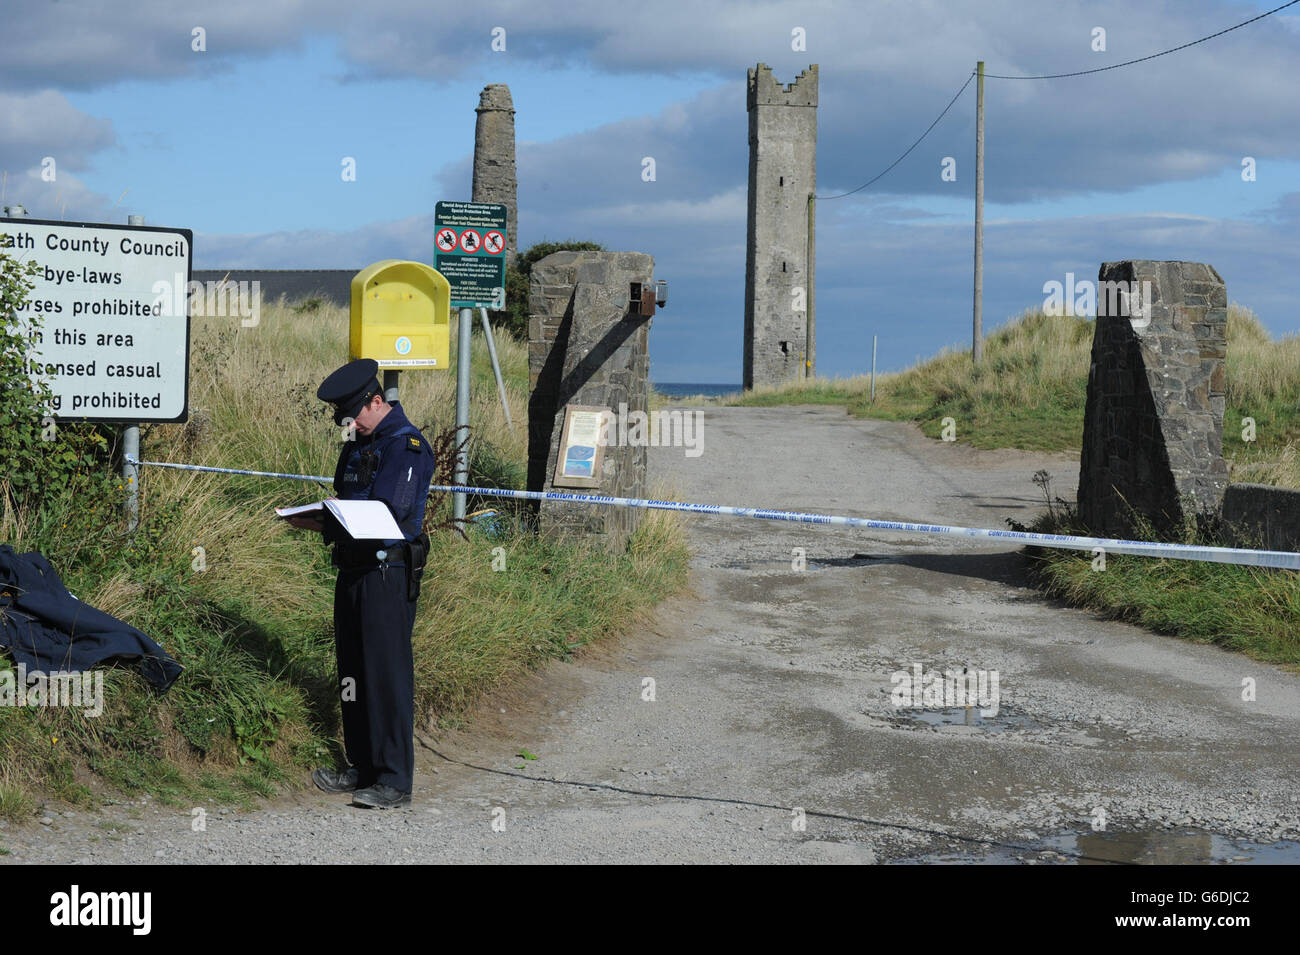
[275,499,402,541]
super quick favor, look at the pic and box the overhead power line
[819,0,1299,198]
[817,71,975,200]
[984,0,1300,79]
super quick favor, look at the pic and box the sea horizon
[653,382,743,399]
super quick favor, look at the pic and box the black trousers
[333,563,416,793]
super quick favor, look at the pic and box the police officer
[285,358,435,809]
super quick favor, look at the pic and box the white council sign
[1,217,192,422]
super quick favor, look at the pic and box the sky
[3,0,1298,383]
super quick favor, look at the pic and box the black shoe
[312,766,361,793]
[351,783,411,809]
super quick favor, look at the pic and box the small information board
[551,404,608,490]
[434,201,507,309]
[0,217,191,422]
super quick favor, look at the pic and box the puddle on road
[888,705,1042,733]
[712,553,901,571]
[895,828,1300,865]
[1057,829,1300,865]
[808,553,901,570]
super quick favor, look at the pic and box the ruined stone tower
[744,63,817,390]
[472,83,518,265]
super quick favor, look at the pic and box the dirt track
[5,406,1299,864]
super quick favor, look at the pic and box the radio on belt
[349,259,451,369]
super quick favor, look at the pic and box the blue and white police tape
[126,455,332,484]
[123,456,1300,570]
[427,485,1300,570]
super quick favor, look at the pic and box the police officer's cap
[317,358,382,425]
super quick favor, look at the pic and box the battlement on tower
[747,63,818,109]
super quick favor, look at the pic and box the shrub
[496,240,604,340]
[0,238,113,514]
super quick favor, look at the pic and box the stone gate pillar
[527,251,654,551]
[1077,260,1229,537]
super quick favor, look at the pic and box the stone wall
[528,251,653,551]
[744,63,817,390]
[1077,260,1229,537]
[1222,483,1300,552]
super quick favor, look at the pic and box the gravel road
[5,406,1299,864]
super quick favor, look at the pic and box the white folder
[275,499,403,540]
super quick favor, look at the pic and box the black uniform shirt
[326,401,435,548]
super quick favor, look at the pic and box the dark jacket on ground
[0,545,183,691]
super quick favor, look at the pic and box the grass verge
[730,303,1300,657]
[730,304,1300,483]
[0,299,688,823]
[1015,493,1300,668]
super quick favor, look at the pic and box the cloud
[1,168,116,222]
[802,204,1300,377]
[436,83,742,223]
[194,214,434,268]
[9,0,1300,216]
[1,0,311,91]
[0,91,115,176]
[187,157,1300,377]
[8,0,1298,380]
[1252,190,1300,224]
[576,187,747,230]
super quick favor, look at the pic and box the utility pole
[972,61,985,365]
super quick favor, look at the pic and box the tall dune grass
[0,299,687,820]
[732,304,1300,486]
[729,302,1300,659]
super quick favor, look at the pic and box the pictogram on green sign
[434,201,507,309]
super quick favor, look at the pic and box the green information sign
[434,201,508,309]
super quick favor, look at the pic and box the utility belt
[332,531,430,601]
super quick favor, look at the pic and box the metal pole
[805,193,816,379]
[871,334,878,403]
[383,369,399,403]
[123,213,145,530]
[973,61,985,365]
[454,306,472,525]
[479,307,512,429]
